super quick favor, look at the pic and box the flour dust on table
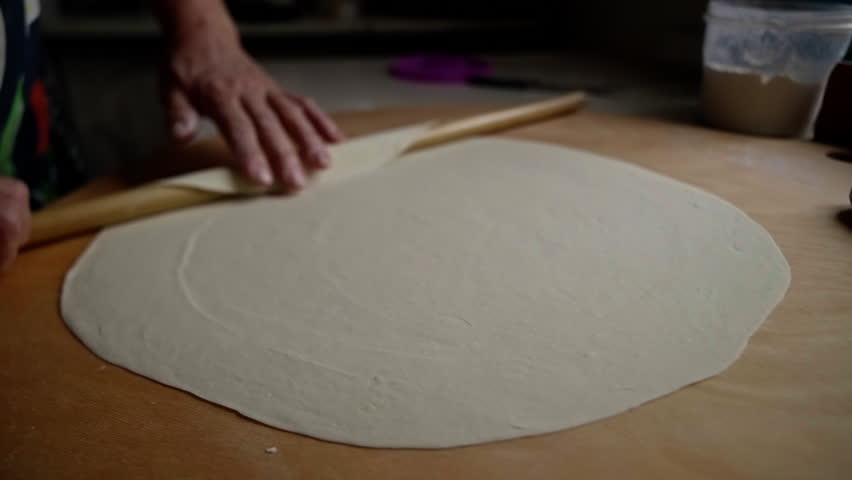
[62,138,790,448]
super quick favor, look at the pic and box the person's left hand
[161,33,344,190]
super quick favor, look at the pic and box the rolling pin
[26,92,585,247]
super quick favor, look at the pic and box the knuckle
[1,179,26,199]
[272,143,298,160]
[255,110,280,130]
[233,141,262,162]
[277,100,302,118]
[234,152,266,177]
[205,78,239,98]
[303,135,322,147]
[0,211,20,237]
[11,181,29,201]
[234,151,261,168]
[244,77,265,91]
[227,121,253,140]
[301,137,323,153]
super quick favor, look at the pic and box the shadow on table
[836,209,852,233]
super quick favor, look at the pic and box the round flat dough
[62,138,790,448]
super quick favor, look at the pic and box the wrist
[154,0,240,49]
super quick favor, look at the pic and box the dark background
[36,0,852,175]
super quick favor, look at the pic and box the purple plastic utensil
[389,55,492,84]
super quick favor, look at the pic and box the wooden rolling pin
[26,92,585,247]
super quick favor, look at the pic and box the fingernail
[291,167,307,188]
[254,166,273,185]
[175,116,194,134]
[313,150,331,169]
[172,122,187,137]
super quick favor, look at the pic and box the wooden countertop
[1,108,851,479]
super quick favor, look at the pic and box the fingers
[269,94,331,170]
[167,87,200,143]
[244,96,307,188]
[182,67,340,190]
[0,179,31,272]
[209,89,336,190]
[290,95,346,143]
[208,94,273,186]
[164,39,344,192]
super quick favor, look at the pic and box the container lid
[706,0,852,31]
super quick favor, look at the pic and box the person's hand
[0,178,31,272]
[161,23,344,190]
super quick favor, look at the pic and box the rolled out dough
[62,138,790,448]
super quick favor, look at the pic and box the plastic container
[701,0,852,137]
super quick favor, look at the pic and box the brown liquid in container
[701,67,824,137]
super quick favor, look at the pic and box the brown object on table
[24,93,585,248]
[815,61,852,147]
[2,108,851,479]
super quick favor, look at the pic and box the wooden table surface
[2,108,851,479]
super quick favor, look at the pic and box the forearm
[151,0,239,47]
